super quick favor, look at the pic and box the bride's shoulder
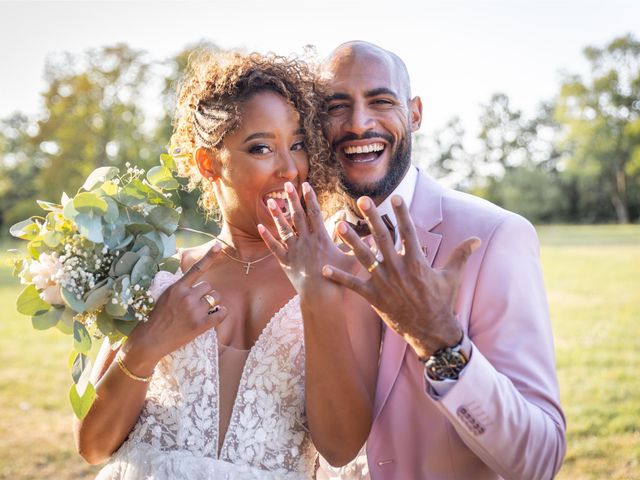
[178,240,218,272]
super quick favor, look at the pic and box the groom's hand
[322,195,480,358]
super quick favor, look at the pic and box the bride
[74,51,380,479]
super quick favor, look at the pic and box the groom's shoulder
[413,169,534,237]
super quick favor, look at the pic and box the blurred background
[0,1,639,479]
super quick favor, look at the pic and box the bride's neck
[216,223,271,260]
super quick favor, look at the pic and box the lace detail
[97,291,315,479]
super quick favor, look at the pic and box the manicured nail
[302,182,311,195]
[392,195,402,207]
[322,266,333,276]
[285,182,294,193]
[267,198,277,210]
[257,224,266,234]
[360,197,372,211]
[337,222,348,234]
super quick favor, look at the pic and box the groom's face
[324,50,421,204]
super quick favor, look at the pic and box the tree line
[1,35,639,236]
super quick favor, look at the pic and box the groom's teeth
[343,143,385,155]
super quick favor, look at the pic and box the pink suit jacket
[365,170,566,480]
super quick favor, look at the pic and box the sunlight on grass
[1,225,639,479]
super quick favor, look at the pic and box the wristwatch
[423,334,471,381]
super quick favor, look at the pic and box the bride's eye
[291,141,305,152]
[249,144,271,155]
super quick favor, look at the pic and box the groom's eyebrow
[327,93,350,102]
[365,87,398,98]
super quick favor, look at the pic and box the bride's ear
[195,147,220,181]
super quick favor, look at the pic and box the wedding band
[367,259,380,273]
[281,231,296,242]
[203,294,217,309]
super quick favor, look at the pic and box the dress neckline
[216,294,300,458]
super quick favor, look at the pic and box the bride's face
[200,90,309,236]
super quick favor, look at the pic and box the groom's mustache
[331,131,394,151]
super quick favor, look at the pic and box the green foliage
[9,160,182,418]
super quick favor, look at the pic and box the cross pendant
[244,262,252,275]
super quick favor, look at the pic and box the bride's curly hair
[170,50,337,218]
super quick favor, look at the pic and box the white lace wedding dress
[97,272,316,479]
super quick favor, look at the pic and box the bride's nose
[276,151,299,181]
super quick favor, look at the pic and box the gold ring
[281,231,296,242]
[203,294,217,309]
[367,259,380,273]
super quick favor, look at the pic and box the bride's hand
[258,181,355,298]
[119,244,228,374]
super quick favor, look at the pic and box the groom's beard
[338,133,412,200]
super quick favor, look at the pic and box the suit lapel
[374,170,444,419]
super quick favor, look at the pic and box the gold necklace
[179,227,273,275]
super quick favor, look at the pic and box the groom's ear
[195,147,220,181]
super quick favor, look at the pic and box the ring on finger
[281,231,296,242]
[367,259,380,273]
[203,294,217,310]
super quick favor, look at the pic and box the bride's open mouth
[263,190,290,217]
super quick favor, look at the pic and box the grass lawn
[1,225,639,479]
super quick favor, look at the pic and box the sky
[1,0,639,138]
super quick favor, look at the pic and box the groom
[320,41,566,479]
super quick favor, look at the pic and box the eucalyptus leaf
[159,256,180,273]
[131,255,157,286]
[69,382,96,419]
[159,232,177,258]
[82,166,119,191]
[56,307,75,334]
[103,196,120,223]
[73,321,92,353]
[147,166,179,190]
[75,213,104,243]
[74,192,109,214]
[63,197,80,220]
[160,153,177,171]
[96,310,116,337]
[114,318,137,336]
[103,221,127,249]
[84,279,113,312]
[16,284,51,316]
[42,230,64,248]
[147,205,180,236]
[32,306,64,330]
[71,353,89,384]
[105,298,128,317]
[36,200,63,212]
[62,287,86,313]
[9,219,40,240]
[114,251,139,276]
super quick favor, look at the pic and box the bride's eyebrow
[243,132,275,143]
[243,129,305,143]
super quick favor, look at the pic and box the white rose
[28,253,65,306]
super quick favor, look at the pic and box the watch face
[425,348,468,380]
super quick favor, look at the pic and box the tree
[555,34,640,223]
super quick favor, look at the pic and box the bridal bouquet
[10,155,182,418]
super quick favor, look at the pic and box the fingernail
[322,266,333,276]
[337,222,348,234]
[257,224,265,234]
[267,198,277,210]
[285,182,294,193]
[302,182,311,195]
[212,241,222,252]
[392,195,402,206]
[360,197,371,211]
